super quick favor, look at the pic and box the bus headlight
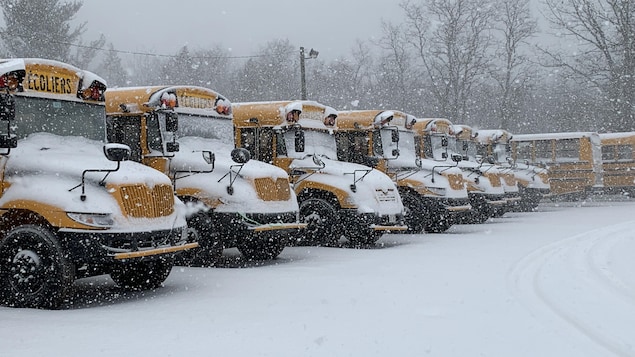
[67,212,114,228]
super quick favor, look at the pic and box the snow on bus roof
[512,132,599,141]
[0,58,25,75]
[598,132,635,139]
[81,70,107,89]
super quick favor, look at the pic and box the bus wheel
[423,218,452,233]
[299,199,337,246]
[178,212,223,267]
[402,193,425,233]
[110,257,174,290]
[0,225,74,309]
[346,230,382,247]
[238,233,285,261]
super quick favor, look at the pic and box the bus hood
[171,139,298,214]
[291,156,405,216]
[1,133,185,231]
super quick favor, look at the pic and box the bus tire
[110,257,174,290]
[0,225,74,309]
[238,233,285,261]
[402,193,425,233]
[178,212,223,267]
[299,198,337,246]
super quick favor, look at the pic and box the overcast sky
[78,0,404,61]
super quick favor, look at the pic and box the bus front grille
[119,184,175,218]
[254,178,292,201]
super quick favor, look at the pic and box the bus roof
[413,118,454,135]
[232,100,332,127]
[474,129,514,145]
[2,58,107,102]
[336,110,413,130]
[512,132,599,141]
[105,85,231,118]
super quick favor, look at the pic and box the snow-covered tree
[0,0,85,62]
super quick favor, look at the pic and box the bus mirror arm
[218,163,246,195]
[69,161,122,201]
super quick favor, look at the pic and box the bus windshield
[284,129,337,160]
[14,96,105,141]
[454,138,478,161]
[492,143,511,163]
[176,114,234,146]
[388,130,418,168]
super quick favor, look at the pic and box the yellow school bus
[511,132,604,199]
[0,59,192,309]
[599,132,635,195]
[334,110,471,233]
[458,127,549,211]
[413,119,510,223]
[232,101,407,246]
[106,86,305,265]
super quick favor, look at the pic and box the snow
[2,197,635,356]
[0,133,186,232]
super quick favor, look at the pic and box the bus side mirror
[231,148,250,164]
[165,111,178,132]
[103,143,131,162]
[442,137,448,147]
[202,151,215,165]
[166,141,180,152]
[391,130,399,143]
[462,142,469,151]
[295,129,305,153]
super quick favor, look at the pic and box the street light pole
[300,46,318,100]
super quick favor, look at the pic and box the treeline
[1,0,634,134]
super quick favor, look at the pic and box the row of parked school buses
[0,58,631,309]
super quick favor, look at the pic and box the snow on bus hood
[6,133,171,186]
[290,156,404,215]
[171,136,299,214]
[0,133,185,231]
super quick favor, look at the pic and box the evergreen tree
[97,43,128,87]
[0,0,85,62]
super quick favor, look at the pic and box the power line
[13,32,278,60]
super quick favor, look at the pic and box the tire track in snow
[508,221,635,357]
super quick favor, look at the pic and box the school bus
[334,110,471,233]
[414,119,508,223]
[598,132,635,195]
[0,59,193,309]
[511,132,604,199]
[232,101,407,246]
[105,86,305,265]
[470,128,550,211]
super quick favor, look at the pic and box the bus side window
[275,131,287,157]
[371,130,384,156]
[106,116,142,162]
[259,128,274,164]
[240,128,257,159]
[423,136,433,159]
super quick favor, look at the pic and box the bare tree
[542,0,635,131]
[492,0,537,130]
[311,40,376,110]
[401,0,497,122]
[374,21,420,113]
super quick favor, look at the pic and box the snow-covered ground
[2,197,635,357]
